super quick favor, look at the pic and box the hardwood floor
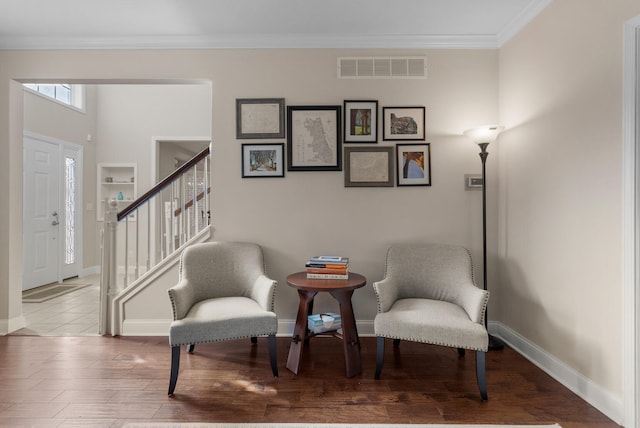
[0,335,619,427]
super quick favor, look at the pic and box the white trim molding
[0,34,504,50]
[491,322,623,425]
[0,1,554,51]
[112,226,211,335]
[623,13,640,428]
[497,0,553,47]
[0,315,26,335]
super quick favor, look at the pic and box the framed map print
[236,98,285,139]
[287,105,342,171]
[344,146,394,187]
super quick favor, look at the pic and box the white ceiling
[0,0,552,50]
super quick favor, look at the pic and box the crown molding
[0,34,503,51]
[0,1,553,51]
[497,0,554,47]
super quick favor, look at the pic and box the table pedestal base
[286,288,363,378]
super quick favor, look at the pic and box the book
[308,256,349,264]
[306,273,349,280]
[308,312,342,333]
[310,255,347,262]
[305,263,349,269]
[306,266,348,275]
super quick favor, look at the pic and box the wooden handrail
[117,146,210,221]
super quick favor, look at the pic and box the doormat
[124,424,562,428]
[22,283,89,303]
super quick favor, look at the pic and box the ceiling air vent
[338,56,427,79]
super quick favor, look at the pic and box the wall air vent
[338,57,427,79]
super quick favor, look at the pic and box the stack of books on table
[307,312,342,333]
[305,255,349,279]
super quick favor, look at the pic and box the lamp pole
[478,141,505,351]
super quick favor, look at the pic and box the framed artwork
[396,143,431,186]
[287,105,342,171]
[344,146,394,187]
[241,143,285,178]
[344,100,378,143]
[382,106,425,141]
[236,98,285,139]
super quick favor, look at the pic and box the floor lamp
[464,125,505,351]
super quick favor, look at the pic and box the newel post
[99,199,119,335]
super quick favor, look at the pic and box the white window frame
[23,83,85,113]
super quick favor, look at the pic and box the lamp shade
[463,125,504,144]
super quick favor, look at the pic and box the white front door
[23,136,60,290]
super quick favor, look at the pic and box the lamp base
[488,334,505,351]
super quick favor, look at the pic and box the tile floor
[12,274,101,336]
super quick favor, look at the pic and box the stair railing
[100,145,211,335]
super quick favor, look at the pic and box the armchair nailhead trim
[264,258,277,312]
[172,332,277,347]
[378,334,487,352]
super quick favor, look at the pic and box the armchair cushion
[375,298,488,351]
[169,296,277,346]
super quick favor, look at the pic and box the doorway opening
[15,80,212,336]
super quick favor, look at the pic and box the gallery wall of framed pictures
[234,97,431,187]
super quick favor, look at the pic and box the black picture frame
[382,106,425,141]
[287,105,342,171]
[236,98,285,139]
[241,143,285,178]
[396,143,431,186]
[344,100,378,143]
[344,146,394,187]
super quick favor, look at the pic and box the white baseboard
[117,316,622,425]
[490,321,622,425]
[0,314,26,335]
[81,265,100,276]
[122,319,171,336]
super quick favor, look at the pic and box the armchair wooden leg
[476,350,488,401]
[168,346,180,396]
[186,344,195,353]
[251,336,258,345]
[374,336,385,379]
[393,338,400,347]
[268,334,278,377]
[457,348,466,357]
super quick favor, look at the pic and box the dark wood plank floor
[0,335,619,427]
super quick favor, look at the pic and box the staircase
[99,145,211,335]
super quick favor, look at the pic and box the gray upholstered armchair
[167,241,278,395]
[373,243,490,400]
